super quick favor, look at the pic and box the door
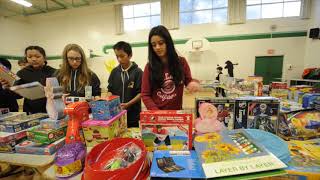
[254,56,283,85]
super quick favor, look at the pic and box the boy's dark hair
[217,67,223,71]
[25,46,46,59]
[113,41,132,56]
[0,57,12,70]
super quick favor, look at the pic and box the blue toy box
[89,96,121,120]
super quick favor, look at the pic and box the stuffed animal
[195,103,225,134]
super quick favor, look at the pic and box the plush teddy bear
[195,102,225,134]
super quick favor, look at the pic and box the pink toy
[195,103,225,134]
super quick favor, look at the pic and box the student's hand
[120,103,129,110]
[186,81,200,93]
[0,78,11,89]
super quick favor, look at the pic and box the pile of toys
[14,78,67,155]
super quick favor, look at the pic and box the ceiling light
[10,0,32,7]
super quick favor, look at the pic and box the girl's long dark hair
[148,25,184,89]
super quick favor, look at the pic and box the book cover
[10,81,45,100]
[0,63,19,86]
[150,150,205,179]
[286,138,320,177]
[194,130,287,178]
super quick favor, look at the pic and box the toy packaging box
[0,112,26,122]
[280,100,304,113]
[278,110,320,140]
[40,118,68,130]
[247,98,280,134]
[0,113,48,133]
[302,93,320,109]
[150,150,205,179]
[140,110,193,152]
[0,130,28,153]
[0,62,20,86]
[196,98,235,130]
[15,138,65,155]
[234,97,279,134]
[285,138,320,179]
[193,130,287,178]
[122,128,141,139]
[0,108,10,116]
[89,95,121,120]
[27,125,67,144]
[270,82,288,100]
[65,96,87,104]
[234,99,249,129]
[82,110,127,147]
[0,137,27,153]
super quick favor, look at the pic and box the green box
[27,125,67,144]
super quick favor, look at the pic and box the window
[247,0,301,20]
[179,0,228,25]
[123,2,161,31]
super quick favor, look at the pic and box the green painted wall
[0,31,307,60]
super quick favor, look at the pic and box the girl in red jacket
[141,25,199,110]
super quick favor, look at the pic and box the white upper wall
[0,17,32,55]
[0,17,32,73]
[304,0,320,68]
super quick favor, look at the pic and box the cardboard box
[195,98,235,130]
[40,118,68,129]
[65,96,86,104]
[0,130,27,143]
[0,108,10,116]
[140,110,193,152]
[0,130,28,153]
[278,110,320,140]
[234,97,280,134]
[247,98,280,134]
[234,99,249,129]
[271,82,288,89]
[89,95,121,120]
[27,126,67,144]
[82,110,127,147]
[271,89,289,100]
[0,113,48,133]
[15,138,65,155]
[0,137,27,153]
[302,93,320,109]
[0,112,26,122]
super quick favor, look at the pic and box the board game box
[195,98,235,130]
[140,110,193,152]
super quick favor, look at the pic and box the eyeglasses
[67,57,82,62]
